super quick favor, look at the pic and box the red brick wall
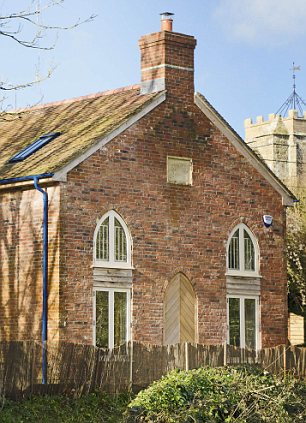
[58,97,287,347]
[139,31,196,101]
[0,184,60,341]
[0,27,288,348]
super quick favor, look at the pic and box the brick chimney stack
[139,13,197,101]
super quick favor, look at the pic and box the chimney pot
[160,12,174,32]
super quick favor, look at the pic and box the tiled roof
[0,85,160,180]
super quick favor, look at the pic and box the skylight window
[9,132,61,163]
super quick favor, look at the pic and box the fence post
[223,341,227,366]
[185,342,189,371]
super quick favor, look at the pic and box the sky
[1,0,306,136]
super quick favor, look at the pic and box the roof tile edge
[6,84,141,114]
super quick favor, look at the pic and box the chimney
[139,13,197,101]
[160,12,174,32]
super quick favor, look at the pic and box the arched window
[94,210,132,268]
[227,224,259,276]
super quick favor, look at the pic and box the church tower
[245,64,306,195]
[245,111,306,193]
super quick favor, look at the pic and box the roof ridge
[7,84,141,114]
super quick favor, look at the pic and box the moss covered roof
[0,86,160,180]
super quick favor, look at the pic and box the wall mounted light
[263,215,273,228]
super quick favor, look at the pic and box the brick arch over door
[163,273,197,345]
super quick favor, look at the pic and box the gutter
[0,172,53,384]
[0,173,53,186]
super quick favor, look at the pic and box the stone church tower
[244,83,306,345]
[245,111,306,194]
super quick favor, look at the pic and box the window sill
[226,272,261,278]
[92,263,134,270]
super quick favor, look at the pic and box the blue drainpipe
[0,173,53,384]
[33,177,49,385]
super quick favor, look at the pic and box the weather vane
[276,62,306,116]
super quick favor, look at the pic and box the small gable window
[227,224,259,276]
[94,210,131,269]
[9,132,61,163]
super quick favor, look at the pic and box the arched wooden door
[163,273,196,345]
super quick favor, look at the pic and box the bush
[124,366,306,422]
[0,392,130,423]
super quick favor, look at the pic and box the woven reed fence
[0,341,305,398]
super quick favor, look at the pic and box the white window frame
[227,295,260,350]
[93,210,132,269]
[93,287,131,349]
[226,224,260,277]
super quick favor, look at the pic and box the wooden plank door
[164,273,196,345]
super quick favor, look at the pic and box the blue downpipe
[0,173,52,384]
[33,177,49,385]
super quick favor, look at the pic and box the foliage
[0,392,130,423]
[287,196,306,316]
[1,367,306,422]
[124,366,306,422]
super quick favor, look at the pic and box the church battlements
[245,110,306,192]
[245,110,306,128]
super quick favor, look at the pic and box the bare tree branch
[0,29,53,50]
[0,1,96,50]
[0,1,96,109]
[0,68,54,91]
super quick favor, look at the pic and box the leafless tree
[0,1,95,100]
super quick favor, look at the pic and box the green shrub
[124,366,306,422]
[0,392,130,423]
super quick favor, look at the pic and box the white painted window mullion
[109,213,115,264]
[256,297,260,350]
[239,227,244,272]
[93,290,97,346]
[126,290,131,343]
[240,297,245,349]
[226,297,229,344]
[109,290,114,349]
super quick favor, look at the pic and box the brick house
[0,15,295,349]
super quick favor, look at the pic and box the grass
[0,392,130,423]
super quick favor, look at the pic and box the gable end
[195,92,296,206]
[52,91,166,182]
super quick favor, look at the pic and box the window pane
[96,217,109,261]
[245,299,256,349]
[229,298,240,347]
[114,292,127,347]
[114,218,127,262]
[228,230,239,270]
[96,291,109,348]
[244,230,255,271]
